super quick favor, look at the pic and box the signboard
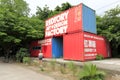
[41,38,52,46]
[45,11,69,37]
[45,4,82,37]
[84,33,104,59]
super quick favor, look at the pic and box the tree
[50,2,72,18]
[0,0,30,16]
[61,2,72,11]
[36,5,52,20]
[0,0,44,62]
[97,6,120,57]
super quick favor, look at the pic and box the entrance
[52,37,63,58]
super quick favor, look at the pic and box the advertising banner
[84,33,104,59]
[45,4,82,37]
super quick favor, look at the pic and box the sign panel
[41,38,52,46]
[45,4,82,37]
[45,11,69,37]
[84,33,104,59]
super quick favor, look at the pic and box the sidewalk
[43,58,120,73]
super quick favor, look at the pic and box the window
[32,46,41,50]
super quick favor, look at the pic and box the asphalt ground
[0,62,55,80]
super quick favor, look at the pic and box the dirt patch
[19,59,120,80]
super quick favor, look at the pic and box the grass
[21,59,120,80]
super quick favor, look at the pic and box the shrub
[16,48,29,62]
[96,54,104,60]
[79,63,105,80]
[67,62,77,76]
[60,63,66,74]
[23,57,31,65]
[50,59,56,70]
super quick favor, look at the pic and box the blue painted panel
[82,4,97,34]
[52,37,63,58]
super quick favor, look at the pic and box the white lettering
[84,34,104,40]
[84,40,96,48]
[46,11,69,27]
[45,11,69,37]
[85,53,97,57]
[84,48,96,52]
[45,26,67,37]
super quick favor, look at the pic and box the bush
[59,63,67,74]
[16,48,29,62]
[50,59,56,70]
[67,62,77,76]
[23,57,31,65]
[96,54,104,60]
[79,63,105,80]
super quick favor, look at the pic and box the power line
[96,0,120,11]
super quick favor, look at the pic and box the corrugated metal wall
[82,4,97,34]
[63,32,84,61]
[84,32,109,60]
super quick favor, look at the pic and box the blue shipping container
[82,4,97,34]
[52,37,63,58]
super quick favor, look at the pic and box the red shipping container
[45,3,96,38]
[63,32,110,61]
[83,32,110,60]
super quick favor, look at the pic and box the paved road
[0,62,55,80]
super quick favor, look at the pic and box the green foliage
[96,54,104,60]
[16,48,29,62]
[35,2,72,20]
[50,59,56,70]
[67,62,77,76]
[97,5,120,57]
[0,0,44,60]
[36,5,52,20]
[61,2,72,11]
[79,63,105,80]
[23,57,31,64]
[60,63,66,74]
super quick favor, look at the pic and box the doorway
[52,37,63,58]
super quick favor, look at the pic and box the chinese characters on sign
[84,40,96,52]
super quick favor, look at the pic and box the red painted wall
[41,38,52,58]
[84,32,109,60]
[45,4,82,38]
[30,41,40,57]
[63,32,110,61]
[63,32,84,61]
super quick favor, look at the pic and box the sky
[25,0,120,16]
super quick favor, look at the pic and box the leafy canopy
[97,5,120,57]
